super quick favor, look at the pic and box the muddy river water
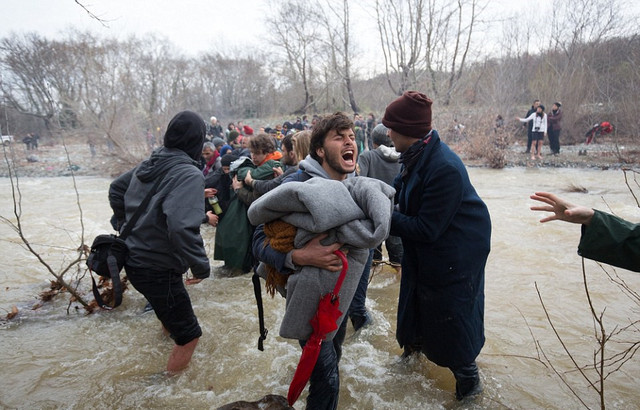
[1,167,638,409]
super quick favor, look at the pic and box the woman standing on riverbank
[517,105,547,160]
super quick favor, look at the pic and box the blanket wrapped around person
[247,176,394,341]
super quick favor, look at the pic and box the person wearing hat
[517,104,547,160]
[382,91,491,400]
[547,102,563,155]
[108,110,211,374]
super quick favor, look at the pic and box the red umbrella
[287,249,348,407]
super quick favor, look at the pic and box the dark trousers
[548,128,561,154]
[526,129,533,152]
[372,235,404,265]
[348,249,374,329]
[125,266,201,346]
[301,317,348,410]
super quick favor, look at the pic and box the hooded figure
[357,123,401,185]
[108,110,210,374]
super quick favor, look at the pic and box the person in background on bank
[517,104,547,161]
[108,110,210,374]
[382,91,491,401]
[530,191,639,272]
[523,99,540,154]
[547,102,563,155]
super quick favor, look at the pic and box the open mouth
[342,150,355,164]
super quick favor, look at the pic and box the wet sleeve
[252,224,294,274]
[108,168,134,231]
[578,210,640,272]
[164,170,211,279]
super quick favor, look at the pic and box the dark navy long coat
[390,130,491,368]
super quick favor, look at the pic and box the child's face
[251,150,267,166]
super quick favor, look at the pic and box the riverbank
[2,137,639,178]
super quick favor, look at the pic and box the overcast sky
[0,0,271,55]
[2,0,629,59]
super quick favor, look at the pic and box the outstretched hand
[530,191,595,225]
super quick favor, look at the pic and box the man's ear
[316,147,325,159]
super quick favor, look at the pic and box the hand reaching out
[530,191,595,225]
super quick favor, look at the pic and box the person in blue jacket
[382,91,492,400]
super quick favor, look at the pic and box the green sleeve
[250,160,281,180]
[578,210,640,272]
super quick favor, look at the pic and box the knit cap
[382,91,433,139]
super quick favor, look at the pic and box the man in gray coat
[250,112,393,410]
[109,110,210,374]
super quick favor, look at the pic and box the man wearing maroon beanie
[383,91,492,401]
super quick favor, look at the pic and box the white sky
[0,0,270,56]
[0,0,544,56]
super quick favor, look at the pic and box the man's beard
[324,150,354,175]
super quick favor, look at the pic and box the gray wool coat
[248,176,395,340]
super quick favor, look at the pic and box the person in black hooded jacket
[109,110,210,374]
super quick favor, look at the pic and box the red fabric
[287,250,348,406]
[203,150,220,175]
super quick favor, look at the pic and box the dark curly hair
[309,112,354,164]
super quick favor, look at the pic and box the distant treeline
[1,0,638,159]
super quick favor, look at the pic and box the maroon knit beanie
[382,91,433,139]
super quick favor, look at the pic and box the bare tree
[375,0,426,95]
[442,0,482,106]
[267,0,321,114]
[319,0,360,113]
[0,34,61,133]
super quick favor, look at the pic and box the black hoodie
[109,111,210,278]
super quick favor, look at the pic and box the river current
[1,167,639,409]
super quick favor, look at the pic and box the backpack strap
[91,253,123,310]
[119,173,167,239]
[252,272,269,351]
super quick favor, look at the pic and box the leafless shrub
[0,140,97,314]
[455,113,514,169]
